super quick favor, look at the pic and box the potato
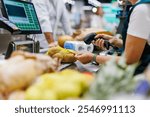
[47,46,76,63]
[53,53,63,60]
[58,35,74,47]
[47,47,61,56]
[63,53,76,63]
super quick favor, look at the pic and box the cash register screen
[1,0,42,34]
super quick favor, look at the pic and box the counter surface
[58,61,100,73]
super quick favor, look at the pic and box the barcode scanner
[84,33,97,45]
[84,33,122,55]
[84,33,115,50]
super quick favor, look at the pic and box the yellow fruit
[54,83,82,99]
[25,86,43,100]
[40,73,60,79]
[25,69,92,100]
[42,90,58,100]
[76,75,91,90]
[60,69,92,91]
[39,73,62,88]
[61,69,79,75]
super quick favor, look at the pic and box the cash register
[0,0,42,58]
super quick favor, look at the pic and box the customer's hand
[75,52,94,64]
[92,34,121,50]
[48,41,58,48]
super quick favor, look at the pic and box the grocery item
[0,51,58,95]
[58,35,74,47]
[46,46,76,63]
[64,41,94,53]
[0,93,5,100]
[73,28,113,41]
[25,69,94,100]
[89,57,137,100]
[8,90,25,100]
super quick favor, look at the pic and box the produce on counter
[0,51,59,96]
[57,29,113,47]
[88,57,137,100]
[8,90,25,100]
[25,69,94,100]
[58,35,74,47]
[0,93,4,100]
[46,46,76,63]
[11,51,59,72]
[73,28,113,41]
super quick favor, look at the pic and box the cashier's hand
[92,34,117,50]
[48,41,58,48]
[75,52,94,64]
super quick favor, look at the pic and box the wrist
[44,32,54,44]
[88,53,94,61]
[92,54,98,64]
[111,37,118,45]
[50,41,55,44]
[48,38,54,43]
[113,34,123,48]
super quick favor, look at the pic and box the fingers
[92,39,106,50]
[95,34,113,40]
[75,53,93,64]
[101,40,106,50]
[75,54,83,63]
[48,42,58,48]
[57,58,62,66]
[75,53,83,59]
[95,34,104,39]
[53,57,62,68]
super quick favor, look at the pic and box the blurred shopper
[32,0,73,48]
[76,0,150,75]
[90,5,105,29]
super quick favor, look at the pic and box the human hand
[92,39,107,50]
[53,57,62,69]
[48,41,58,48]
[93,34,118,50]
[75,52,94,64]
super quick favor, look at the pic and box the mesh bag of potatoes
[46,46,76,63]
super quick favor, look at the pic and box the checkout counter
[0,0,41,59]
[0,0,100,72]
[0,0,128,73]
